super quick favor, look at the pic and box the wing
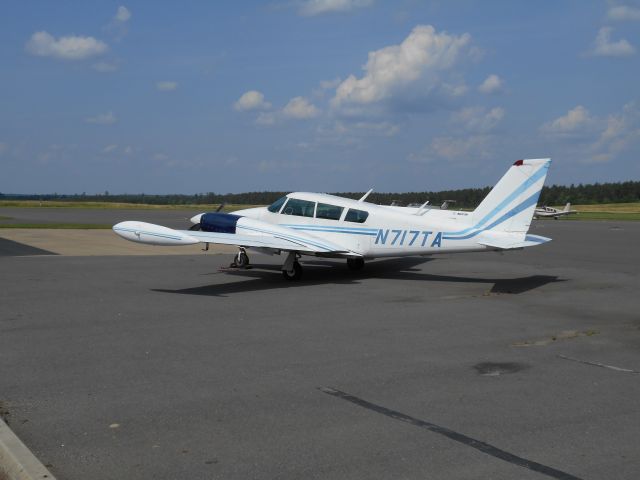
[113,220,352,254]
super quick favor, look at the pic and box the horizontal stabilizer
[477,232,552,250]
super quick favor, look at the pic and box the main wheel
[347,257,365,271]
[235,251,250,268]
[282,261,303,281]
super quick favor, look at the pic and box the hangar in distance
[113,158,552,280]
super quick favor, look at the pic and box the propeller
[188,203,226,231]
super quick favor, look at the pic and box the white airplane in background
[113,158,552,281]
[534,202,577,219]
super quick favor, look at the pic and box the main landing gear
[230,247,250,268]
[282,251,302,281]
[346,257,365,271]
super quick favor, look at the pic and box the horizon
[2,178,638,199]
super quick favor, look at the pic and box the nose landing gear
[230,247,250,268]
[282,251,303,281]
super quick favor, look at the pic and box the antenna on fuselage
[358,189,373,202]
[414,201,431,216]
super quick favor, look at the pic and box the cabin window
[282,198,315,217]
[345,208,369,223]
[267,196,287,213]
[316,203,343,220]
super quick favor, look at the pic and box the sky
[1,0,639,194]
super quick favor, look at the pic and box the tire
[347,258,365,271]
[282,261,303,281]
[235,251,250,268]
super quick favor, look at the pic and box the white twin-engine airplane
[113,158,552,281]
[534,202,578,219]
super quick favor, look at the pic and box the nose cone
[190,213,204,224]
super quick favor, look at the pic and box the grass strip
[0,200,261,210]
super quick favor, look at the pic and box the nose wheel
[230,248,250,268]
[282,251,303,281]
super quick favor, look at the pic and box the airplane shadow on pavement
[152,256,564,297]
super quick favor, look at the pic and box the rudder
[471,158,551,234]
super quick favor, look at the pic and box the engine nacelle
[200,213,241,233]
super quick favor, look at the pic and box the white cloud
[452,106,505,132]
[25,31,108,61]
[101,144,118,153]
[92,61,119,72]
[299,0,373,16]
[540,105,594,134]
[541,102,640,163]
[283,96,320,119]
[255,112,278,126]
[607,5,640,21]
[315,121,399,145]
[331,25,471,109]
[115,6,132,22]
[409,135,492,163]
[85,112,117,125]
[478,74,502,94]
[319,77,342,89]
[156,81,178,91]
[591,27,635,57]
[352,121,399,136]
[107,6,132,40]
[313,77,342,98]
[590,101,640,161]
[442,82,468,97]
[234,90,272,111]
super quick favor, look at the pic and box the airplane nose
[190,213,204,224]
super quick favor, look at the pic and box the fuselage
[229,192,491,258]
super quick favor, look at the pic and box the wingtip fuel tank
[112,221,199,246]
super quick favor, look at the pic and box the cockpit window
[316,203,343,220]
[345,208,369,223]
[281,198,315,217]
[267,196,287,213]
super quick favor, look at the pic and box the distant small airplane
[534,202,577,219]
[113,158,552,281]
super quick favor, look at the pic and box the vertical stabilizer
[471,159,551,234]
[564,202,571,212]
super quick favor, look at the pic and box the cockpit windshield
[267,196,287,213]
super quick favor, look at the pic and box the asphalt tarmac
[0,207,209,228]
[1,220,639,479]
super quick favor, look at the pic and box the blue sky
[1,1,639,194]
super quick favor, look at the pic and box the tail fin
[564,202,571,212]
[471,159,551,234]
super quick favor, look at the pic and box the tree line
[2,180,639,209]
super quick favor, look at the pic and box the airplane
[534,202,577,219]
[113,158,552,281]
